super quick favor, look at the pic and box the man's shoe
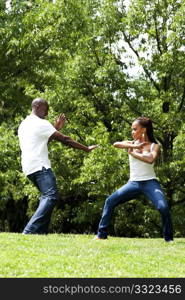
[93,235,107,240]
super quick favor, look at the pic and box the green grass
[0,233,184,278]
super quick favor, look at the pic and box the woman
[95,117,173,242]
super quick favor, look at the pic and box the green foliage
[114,200,161,238]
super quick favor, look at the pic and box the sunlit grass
[0,233,184,278]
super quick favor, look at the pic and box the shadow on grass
[175,241,185,245]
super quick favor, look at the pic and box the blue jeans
[23,167,58,234]
[97,179,173,241]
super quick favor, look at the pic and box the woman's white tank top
[129,143,156,181]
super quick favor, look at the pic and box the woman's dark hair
[135,117,157,143]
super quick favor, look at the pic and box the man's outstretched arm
[50,131,98,152]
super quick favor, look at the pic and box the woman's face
[131,121,145,140]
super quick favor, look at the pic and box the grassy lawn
[0,233,184,278]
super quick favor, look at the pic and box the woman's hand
[128,147,133,154]
[134,142,148,149]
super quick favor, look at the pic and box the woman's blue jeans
[97,179,173,241]
[23,167,58,234]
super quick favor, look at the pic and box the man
[18,98,98,234]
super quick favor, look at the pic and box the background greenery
[0,0,185,238]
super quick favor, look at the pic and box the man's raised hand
[54,113,66,131]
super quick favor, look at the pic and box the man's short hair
[31,98,48,108]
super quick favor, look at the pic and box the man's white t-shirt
[18,114,56,175]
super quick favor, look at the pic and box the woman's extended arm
[113,141,147,149]
[128,144,160,164]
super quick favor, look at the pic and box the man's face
[36,103,49,119]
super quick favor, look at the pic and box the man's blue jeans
[23,167,58,234]
[97,179,173,241]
